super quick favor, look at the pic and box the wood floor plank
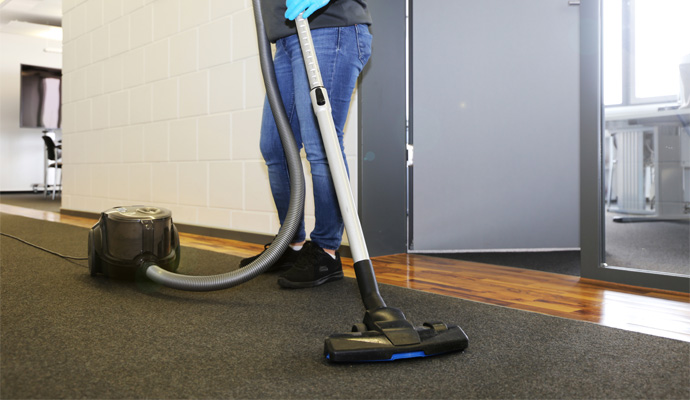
[2,203,688,342]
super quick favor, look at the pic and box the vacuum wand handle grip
[294,14,370,264]
[295,14,324,90]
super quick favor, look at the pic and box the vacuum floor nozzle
[324,307,468,362]
[324,322,468,363]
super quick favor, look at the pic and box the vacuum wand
[295,15,384,311]
[295,16,369,264]
[295,15,468,362]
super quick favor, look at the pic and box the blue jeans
[260,25,372,250]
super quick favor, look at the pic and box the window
[603,0,690,106]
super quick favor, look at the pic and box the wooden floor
[2,203,689,342]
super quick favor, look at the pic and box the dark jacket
[259,0,372,42]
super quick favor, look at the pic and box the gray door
[410,0,581,252]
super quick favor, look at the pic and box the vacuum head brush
[324,307,469,362]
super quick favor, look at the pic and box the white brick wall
[61,0,359,239]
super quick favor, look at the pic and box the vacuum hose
[144,0,305,291]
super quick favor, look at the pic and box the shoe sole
[277,271,344,289]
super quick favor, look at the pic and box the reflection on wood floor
[2,203,688,342]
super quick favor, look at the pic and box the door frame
[579,0,689,292]
[358,0,408,257]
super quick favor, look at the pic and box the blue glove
[285,0,330,21]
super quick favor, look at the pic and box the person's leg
[287,25,373,253]
[277,25,372,288]
[241,38,307,271]
[259,38,307,246]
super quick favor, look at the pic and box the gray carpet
[605,212,690,275]
[1,213,689,399]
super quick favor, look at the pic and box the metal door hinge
[406,144,414,167]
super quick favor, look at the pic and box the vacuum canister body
[89,206,180,279]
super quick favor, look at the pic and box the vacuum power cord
[0,232,89,261]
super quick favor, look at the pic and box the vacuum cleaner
[88,0,468,363]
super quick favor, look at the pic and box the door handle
[568,0,581,5]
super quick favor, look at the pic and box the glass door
[580,0,690,292]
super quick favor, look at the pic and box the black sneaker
[278,241,343,288]
[239,243,301,272]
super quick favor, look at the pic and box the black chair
[42,135,62,200]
